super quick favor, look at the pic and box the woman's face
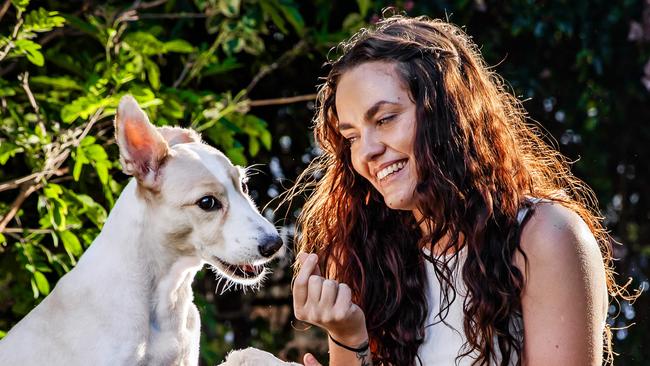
[335,61,419,211]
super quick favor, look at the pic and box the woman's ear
[114,95,169,189]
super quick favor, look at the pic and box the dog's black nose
[258,234,283,258]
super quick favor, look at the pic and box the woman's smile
[376,159,408,181]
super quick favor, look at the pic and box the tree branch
[0,18,24,63]
[0,183,40,233]
[245,39,308,95]
[0,0,11,24]
[130,0,168,10]
[248,94,317,107]
[19,72,40,116]
[137,13,207,20]
[2,228,54,234]
[0,168,68,193]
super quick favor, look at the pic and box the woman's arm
[293,253,373,366]
[514,202,609,366]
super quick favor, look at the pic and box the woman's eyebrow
[364,100,400,121]
[338,100,400,132]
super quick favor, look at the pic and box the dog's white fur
[221,348,301,366]
[0,96,294,366]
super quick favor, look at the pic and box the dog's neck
[96,180,203,294]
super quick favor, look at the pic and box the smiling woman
[336,62,418,210]
[290,14,634,366]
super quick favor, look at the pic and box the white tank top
[416,205,532,365]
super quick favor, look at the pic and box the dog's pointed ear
[115,95,169,189]
[157,126,202,147]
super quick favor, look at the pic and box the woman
[291,15,630,366]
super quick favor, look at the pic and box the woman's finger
[318,279,339,308]
[306,274,324,305]
[303,353,322,366]
[293,254,319,308]
[333,282,352,309]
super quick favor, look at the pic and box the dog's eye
[196,196,222,211]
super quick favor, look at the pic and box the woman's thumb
[303,352,322,366]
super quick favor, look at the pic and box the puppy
[0,96,288,366]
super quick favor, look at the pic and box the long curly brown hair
[292,15,630,366]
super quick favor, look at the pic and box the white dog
[0,96,298,366]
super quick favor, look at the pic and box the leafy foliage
[0,0,648,365]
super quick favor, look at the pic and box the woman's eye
[377,115,395,125]
[196,196,222,211]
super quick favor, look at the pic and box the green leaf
[73,147,87,181]
[23,8,66,33]
[342,13,363,32]
[163,39,195,53]
[50,197,67,230]
[62,14,101,40]
[43,183,63,198]
[71,193,107,227]
[161,97,184,119]
[95,160,110,185]
[0,86,16,97]
[85,144,108,161]
[260,0,288,34]
[144,58,160,90]
[59,231,83,257]
[10,0,29,12]
[123,32,167,56]
[225,147,247,166]
[61,95,114,123]
[0,142,24,164]
[14,39,44,66]
[202,57,242,77]
[249,136,260,156]
[30,75,82,90]
[0,233,5,245]
[50,232,58,248]
[80,136,96,146]
[278,3,305,35]
[30,278,39,298]
[33,271,50,296]
[356,0,371,17]
[218,0,241,17]
[260,129,272,150]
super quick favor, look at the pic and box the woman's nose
[359,132,385,162]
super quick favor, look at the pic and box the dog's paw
[219,347,301,366]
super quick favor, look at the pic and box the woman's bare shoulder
[515,201,602,271]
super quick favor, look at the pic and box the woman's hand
[292,253,369,347]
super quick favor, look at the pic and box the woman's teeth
[377,160,406,180]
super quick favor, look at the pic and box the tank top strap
[516,197,544,225]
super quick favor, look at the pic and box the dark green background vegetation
[0,0,648,364]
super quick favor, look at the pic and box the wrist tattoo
[354,341,371,366]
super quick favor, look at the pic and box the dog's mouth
[210,256,267,284]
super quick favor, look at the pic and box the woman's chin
[383,194,417,211]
